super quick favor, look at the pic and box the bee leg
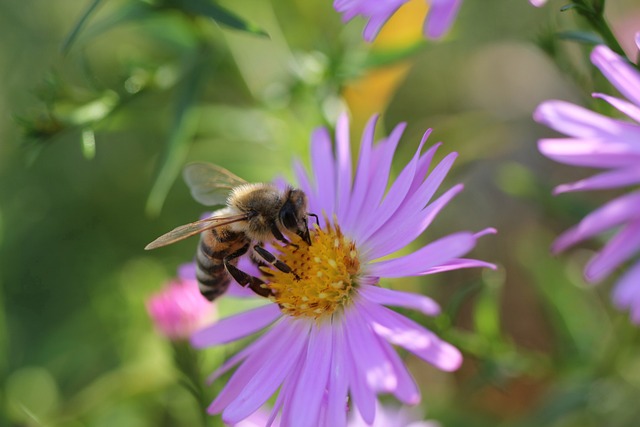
[223,244,272,298]
[253,245,300,280]
[308,212,320,227]
[252,258,274,277]
[270,223,299,250]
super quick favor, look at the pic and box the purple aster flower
[334,0,462,42]
[534,39,640,323]
[192,113,496,426]
[146,264,217,341]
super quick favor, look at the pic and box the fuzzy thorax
[265,223,360,319]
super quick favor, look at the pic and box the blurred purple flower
[146,264,217,340]
[334,0,462,42]
[234,402,441,427]
[192,113,495,426]
[348,402,441,427]
[534,40,640,323]
[529,0,547,6]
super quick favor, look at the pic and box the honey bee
[145,162,316,301]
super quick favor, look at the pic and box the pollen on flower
[263,223,360,319]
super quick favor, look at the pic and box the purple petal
[272,353,306,427]
[554,167,640,193]
[363,304,463,371]
[351,124,405,240]
[359,285,441,316]
[359,140,446,253]
[272,176,289,191]
[365,232,477,278]
[362,5,404,42]
[418,258,498,275]
[584,219,640,283]
[591,45,640,107]
[206,318,286,384]
[409,135,438,193]
[222,320,310,424]
[424,0,462,39]
[209,319,294,414]
[191,304,281,348]
[293,158,313,192]
[335,113,353,222]
[293,159,319,218]
[593,93,640,123]
[345,334,377,424]
[325,321,349,427]
[534,100,640,141]
[345,306,398,392]
[285,324,333,427]
[311,127,336,218]
[178,262,196,280]
[225,283,256,298]
[475,227,498,238]
[538,138,640,168]
[410,151,458,206]
[333,0,351,13]
[343,115,378,230]
[364,181,463,260]
[361,16,387,43]
[266,399,284,427]
[612,261,640,324]
[552,191,640,253]
[376,150,458,239]
[358,140,424,245]
[374,334,420,405]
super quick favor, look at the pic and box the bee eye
[281,209,298,229]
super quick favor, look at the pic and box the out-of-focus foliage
[2,0,640,426]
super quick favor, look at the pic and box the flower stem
[171,341,211,427]
[572,0,627,59]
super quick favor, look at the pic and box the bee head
[279,188,311,245]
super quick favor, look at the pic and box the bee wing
[145,214,248,250]
[183,162,248,206]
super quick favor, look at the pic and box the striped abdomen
[195,226,248,301]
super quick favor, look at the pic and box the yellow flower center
[264,223,360,319]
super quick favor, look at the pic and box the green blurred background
[1,0,640,426]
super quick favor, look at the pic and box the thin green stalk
[582,14,625,57]
[61,0,104,54]
[172,341,210,427]
[572,0,627,58]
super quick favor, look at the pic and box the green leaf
[178,0,268,36]
[15,113,65,143]
[592,0,605,15]
[81,129,96,159]
[69,2,156,49]
[516,228,609,365]
[66,90,120,126]
[557,30,604,46]
[145,49,207,216]
[61,0,104,54]
[473,269,505,341]
[560,3,580,12]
